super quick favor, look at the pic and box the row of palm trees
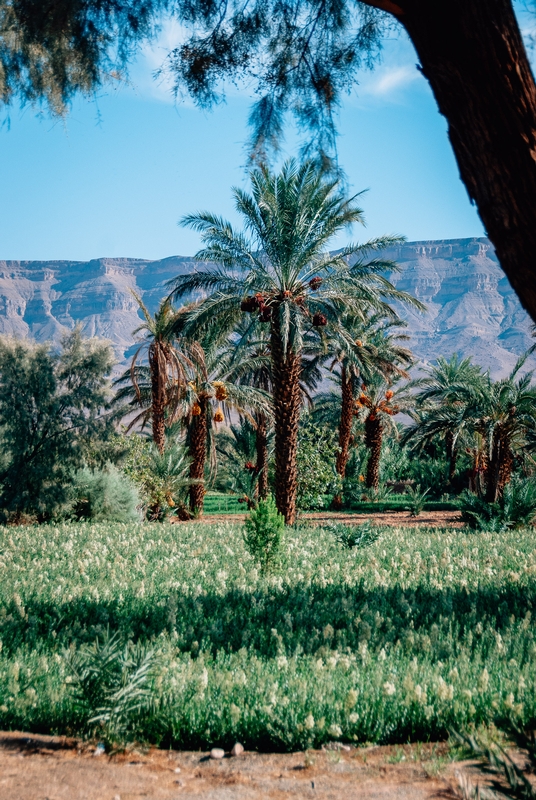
[404,352,536,503]
[115,157,536,520]
[116,159,422,523]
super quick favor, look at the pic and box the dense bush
[296,417,342,509]
[460,476,536,531]
[116,435,192,519]
[0,329,116,521]
[70,466,140,523]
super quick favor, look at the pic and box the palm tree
[169,159,423,523]
[321,313,413,507]
[180,338,271,515]
[459,353,536,502]
[403,354,484,483]
[221,317,323,500]
[114,295,191,453]
[407,351,536,501]
[355,375,413,491]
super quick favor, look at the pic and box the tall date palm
[169,159,422,523]
[114,295,191,453]
[323,312,413,506]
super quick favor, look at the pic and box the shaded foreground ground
[189,510,464,528]
[0,732,487,799]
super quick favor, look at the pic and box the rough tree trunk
[150,347,166,454]
[255,411,269,499]
[364,0,536,323]
[485,432,513,502]
[270,321,302,525]
[332,365,354,510]
[189,396,208,514]
[365,415,382,491]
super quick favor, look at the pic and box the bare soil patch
[0,732,485,799]
[185,510,463,528]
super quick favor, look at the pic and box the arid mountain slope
[0,239,533,377]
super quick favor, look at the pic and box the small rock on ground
[210,748,225,760]
[231,743,244,757]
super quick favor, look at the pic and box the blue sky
[0,20,493,261]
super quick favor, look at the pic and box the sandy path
[0,733,482,800]
[187,510,464,528]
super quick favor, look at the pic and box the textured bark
[255,411,269,499]
[361,0,536,323]
[332,366,354,509]
[270,320,302,525]
[149,343,167,454]
[485,431,514,502]
[189,396,208,514]
[365,415,382,491]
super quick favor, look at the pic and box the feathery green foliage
[0,328,115,520]
[243,495,285,571]
[70,466,140,523]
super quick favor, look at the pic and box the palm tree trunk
[255,411,269,499]
[270,324,302,525]
[150,349,166,454]
[486,432,513,502]
[365,415,382,491]
[332,365,354,510]
[445,430,457,484]
[189,396,208,514]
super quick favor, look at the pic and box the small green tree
[0,328,115,520]
[296,417,342,509]
[243,495,284,572]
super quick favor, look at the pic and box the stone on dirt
[231,742,244,757]
[210,748,225,759]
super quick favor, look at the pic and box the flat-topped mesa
[0,239,532,377]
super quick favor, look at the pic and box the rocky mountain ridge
[0,238,533,377]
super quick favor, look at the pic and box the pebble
[174,767,182,773]
[210,748,225,760]
[231,742,244,757]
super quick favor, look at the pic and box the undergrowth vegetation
[1,522,536,751]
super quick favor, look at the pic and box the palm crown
[168,159,422,523]
[170,159,423,349]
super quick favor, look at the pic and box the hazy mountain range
[0,237,533,378]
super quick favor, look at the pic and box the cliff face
[0,256,197,372]
[0,238,533,377]
[383,238,536,377]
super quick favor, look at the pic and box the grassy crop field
[0,521,535,751]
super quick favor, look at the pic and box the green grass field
[0,520,535,750]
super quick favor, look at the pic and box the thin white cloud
[365,64,420,97]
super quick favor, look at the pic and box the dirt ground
[0,732,493,800]
[187,510,464,528]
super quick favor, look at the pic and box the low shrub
[70,466,140,523]
[67,630,162,749]
[405,484,430,517]
[325,519,380,549]
[243,495,285,571]
[459,476,536,531]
